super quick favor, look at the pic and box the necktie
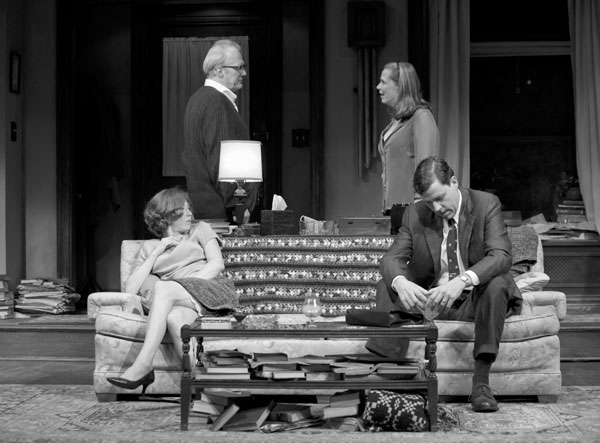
[447,219,460,279]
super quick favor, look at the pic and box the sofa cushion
[515,271,550,292]
[96,310,157,341]
[94,334,180,372]
[407,334,560,372]
[435,312,560,342]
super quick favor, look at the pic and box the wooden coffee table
[179,320,438,431]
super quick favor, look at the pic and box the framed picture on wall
[9,52,21,94]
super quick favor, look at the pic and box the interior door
[132,3,282,238]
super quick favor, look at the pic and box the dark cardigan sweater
[182,85,257,220]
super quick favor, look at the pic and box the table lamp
[217,140,263,225]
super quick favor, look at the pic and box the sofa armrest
[520,290,567,321]
[87,291,144,320]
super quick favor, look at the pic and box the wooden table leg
[426,323,438,432]
[180,333,192,431]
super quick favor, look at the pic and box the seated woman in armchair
[107,187,238,393]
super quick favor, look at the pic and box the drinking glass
[420,297,441,322]
[302,295,322,327]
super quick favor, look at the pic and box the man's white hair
[203,39,242,75]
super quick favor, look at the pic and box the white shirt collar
[454,188,463,225]
[446,188,463,228]
[204,78,238,110]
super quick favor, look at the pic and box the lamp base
[234,202,246,226]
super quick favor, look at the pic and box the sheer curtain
[162,37,250,176]
[568,0,600,233]
[428,0,470,187]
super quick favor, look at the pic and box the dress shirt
[204,78,239,112]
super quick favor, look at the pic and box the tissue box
[260,210,297,235]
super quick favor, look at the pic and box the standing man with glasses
[182,39,258,221]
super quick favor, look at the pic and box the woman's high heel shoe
[107,370,155,395]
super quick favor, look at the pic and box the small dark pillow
[361,390,429,432]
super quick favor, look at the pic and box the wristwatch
[459,274,471,286]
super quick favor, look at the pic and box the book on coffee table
[195,368,251,380]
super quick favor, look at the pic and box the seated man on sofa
[366,156,522,413]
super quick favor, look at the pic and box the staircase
[541,238,600,385]
[556,292,600,386]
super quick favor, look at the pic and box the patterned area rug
[0,385,599,443]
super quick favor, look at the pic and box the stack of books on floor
[14,277,80,315]
[556,199,587,224]
[311,390,363,419]
[197,390,365,432]
[190,389,252,427]
[0,275,14,319]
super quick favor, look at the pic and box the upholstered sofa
[88,229,566,402]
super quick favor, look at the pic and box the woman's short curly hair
[143,187,193,237]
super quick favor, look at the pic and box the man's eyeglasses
[221,65,247,74]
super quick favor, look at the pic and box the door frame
[131,2,284,237]
[56,0,325,284]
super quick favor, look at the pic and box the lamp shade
[217,140,263,182]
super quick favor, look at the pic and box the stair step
[559,327,600,360]
[0,315,95,359]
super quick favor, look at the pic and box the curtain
[568,0,600,233]
[162,37,250,176]
[428,0,470,187]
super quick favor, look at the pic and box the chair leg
[537,395,559,403]
[96,393,118,402]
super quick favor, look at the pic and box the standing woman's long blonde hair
[384,62,431,121]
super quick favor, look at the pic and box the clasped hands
[392,277,467,315]
[158,236,181,251]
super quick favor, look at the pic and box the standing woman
[376,62,439,220]
[107,187,238,393]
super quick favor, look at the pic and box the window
[469,0,575,221]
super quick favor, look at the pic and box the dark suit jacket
[380,187,520,300]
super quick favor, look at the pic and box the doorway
[57,0,324,295]
[131,2,283,238]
